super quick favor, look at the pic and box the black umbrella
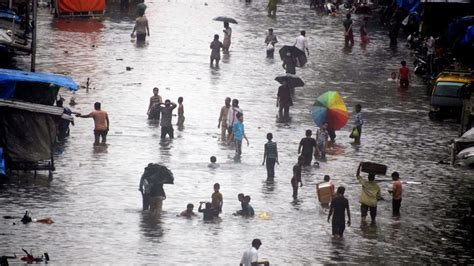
[213,16,238,24]
[142,163,174,185]
[279,45,305,61]
[275,74,305,88]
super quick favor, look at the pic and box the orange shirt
[392,180,402,200]
[88,110,109,131]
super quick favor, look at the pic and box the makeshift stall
[0,69,78,178]
[56,0,106,17]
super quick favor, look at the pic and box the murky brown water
[1,0,473,264]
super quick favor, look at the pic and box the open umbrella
[213,16,238,24]
[142,163,174,185]
[275,74,305,88]
[279,45,305,61]
[311,91,348,130]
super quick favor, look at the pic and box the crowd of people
[69,3,415,265]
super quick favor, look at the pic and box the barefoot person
[76,102,110,146]
[229,113,249,157]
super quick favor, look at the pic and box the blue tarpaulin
[397,0,420,11]
[0,8,22,23]
[0,69,78,99]
[0,148,5,176]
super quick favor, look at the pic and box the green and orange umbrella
[311,91,348,130]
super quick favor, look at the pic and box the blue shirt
[233,121,244,141]
[355,113,363,128]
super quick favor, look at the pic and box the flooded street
[1,0,473,264]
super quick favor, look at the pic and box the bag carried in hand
[349,127,359,138]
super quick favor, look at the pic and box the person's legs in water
[93,130,100,145]
[142,193,150,211]
[216,58,220,68]
[392,198,401,216]
[291,178,298,199]
[168,127,174,139]
[302,154,312,166]
[161,127,167,139]
[318,142,326,160]
[210,56,214,68]
[328,129,336,142]
[283,105,290,120]
[100,131,107,145]
[235,140,242,156]
[369,206,377,224]
[278,105,284,120]
[354,126,362,145]
[360,203,368,222]
[266,158,276,179]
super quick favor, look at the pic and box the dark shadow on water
[262,179,276,194]
[139,211,164,242]
[360,221,378,239]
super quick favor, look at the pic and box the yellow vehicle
[429,71,474,120]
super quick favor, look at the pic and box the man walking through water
[294,31,309,66]
[76,102,109,146]
[159,99,177,139]
[218,97,231,141]
[328,186,351,238]
[130,9,150,44]
[277,81,292,121]
[356,163,381,225]
[343,13,354,47]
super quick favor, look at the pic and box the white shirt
[294,35,308,53]
[240,247,258,266]
[227,106,243,127]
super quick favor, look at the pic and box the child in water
[177,97,185,127]
[291,156,304,200]
[399,60,410,89]
[208,156,219,168]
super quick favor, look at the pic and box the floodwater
[1,0,473,264]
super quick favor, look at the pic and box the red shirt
[399,66,409,80]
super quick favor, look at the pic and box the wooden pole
[31,0,38,72]
[8,0,12,9]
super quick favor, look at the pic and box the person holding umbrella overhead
[277,81,292,121]
[282,52,297,74]
[139,163,174,217]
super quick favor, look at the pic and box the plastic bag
[266,43,275,51]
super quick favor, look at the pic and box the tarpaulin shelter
[56,0,106,16]
[0,69,78,177]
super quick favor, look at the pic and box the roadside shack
[0,68,78,178]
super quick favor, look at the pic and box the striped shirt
[264,141,278,159]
